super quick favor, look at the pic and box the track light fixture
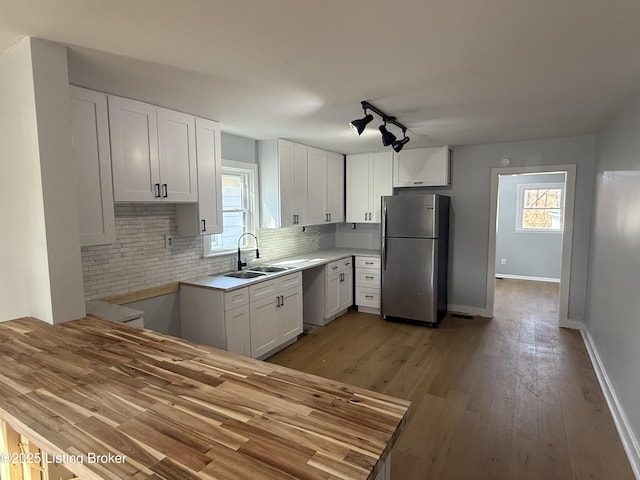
[349,100,410,149]
[379,123,396,146]
[349,110,374,136]
[392,130,411,152]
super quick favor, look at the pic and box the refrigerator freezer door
[382,195,438,239]
[381,237,437,322]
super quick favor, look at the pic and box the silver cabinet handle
[365,261,374,265]
[201,219,206,232]
[413,181,423,185]
[332,266,339,270]
[280,295,284,306]
[162,183,168,198]
[365,295,374,299]
[365,275,374,279]
[154,183,161,198]
[276,296,281,307]
[329,213,332,221]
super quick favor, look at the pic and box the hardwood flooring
[268,279,635,479]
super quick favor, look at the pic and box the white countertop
[181,248,379,291]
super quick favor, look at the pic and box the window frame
[203,160,259,257]
[515,182,565,234]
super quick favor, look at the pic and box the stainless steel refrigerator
[381,194,450,327]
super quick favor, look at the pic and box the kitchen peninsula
[0,316,409,480]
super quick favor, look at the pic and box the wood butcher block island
[0,317,409,480]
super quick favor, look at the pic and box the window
[204,161,258,256]
[516,182,564,232]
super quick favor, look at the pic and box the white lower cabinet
[250,272,303,358]
[324,258,353,321]
[355,255,381,314]
[224,304,251,356]
[180,285,250,356]
[181,272,302,359]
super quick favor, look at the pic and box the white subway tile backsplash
[80,204,335,300]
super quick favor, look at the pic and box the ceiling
[2,0,640,154]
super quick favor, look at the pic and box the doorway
[486,164,577,328]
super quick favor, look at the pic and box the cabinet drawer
[327,257,353,274]
[356,287,380,308]
[224,288,249,310]
[356,256,380,270]
[356,269,381,288]
[250,278,279,302]
[279,271,302,290]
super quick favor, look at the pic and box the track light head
[379,124,397,146]
[349,113,373,136]
[392,136,411,152]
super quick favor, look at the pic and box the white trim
[496,274,560,283]
[487,164,576,327]
[581,329,640,478]
[448,304,490,318]
[559,318,583,330]
[204,160,259,257]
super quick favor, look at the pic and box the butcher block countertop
[0,317,409,480]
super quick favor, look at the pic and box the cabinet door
[108,95,159,201]
[326,152,345,223]
[69,86,115,246]
[306,147,327,225]
[280,286,303,342]
[225,304,250,356]
[339,268,354,311]
[250,295,279,358]
[346,153,370,223]
[393,146,450,187]
[370,152,393,222]
[277,139,295,227]
[157,107,197,202]
[293,143,308,224]
[325,271,341,318]
[176,117,223,235]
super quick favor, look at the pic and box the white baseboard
[495,274,561,283]
[447,304,490,318]
[559,318,583,330]
[581,329,640,479]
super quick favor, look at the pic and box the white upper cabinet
[259,139,344,228]
[156,107,198,201]
[69,86,115,246]
[346,151,393,223]
[326,152,345,223]
[306,147,328,225]
[393,145,451,187]
[108,95,197,202]
[176,117,223,236]
[259,139,308,228]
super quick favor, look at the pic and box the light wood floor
[268,279,634,479]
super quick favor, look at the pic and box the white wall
[495,172,564,280]
[0,37,47,321]
[586,90,640,469]
[0,37,85,324]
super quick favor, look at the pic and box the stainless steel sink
[248,266,292,273]
[223,271,267,279]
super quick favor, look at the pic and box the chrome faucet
[237,233,259,270]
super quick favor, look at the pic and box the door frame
[485,164,577,328]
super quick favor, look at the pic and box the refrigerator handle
[381,203,388,271]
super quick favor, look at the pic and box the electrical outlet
[500,258,507,266]
[165,235,175,249]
